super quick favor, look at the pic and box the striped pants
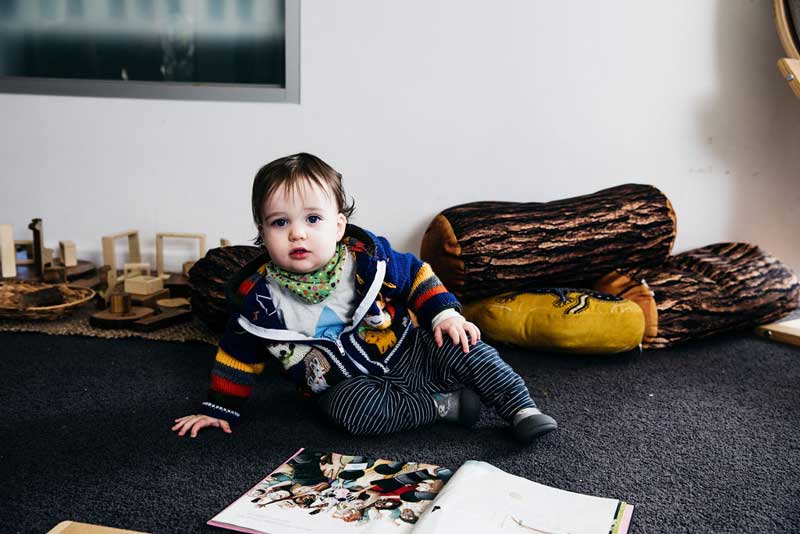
[319,328,537,436]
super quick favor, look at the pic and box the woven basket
[0,282,96,320]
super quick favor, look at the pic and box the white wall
[2,0,800,275]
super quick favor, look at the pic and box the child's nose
[289,225,307,240]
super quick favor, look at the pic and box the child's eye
[307,215,322,224]
[270,218,288,227]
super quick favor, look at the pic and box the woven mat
[0,304,218,345]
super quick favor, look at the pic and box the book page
[208,449,450,534]
[413,460,632,534]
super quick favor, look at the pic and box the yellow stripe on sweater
[215,348,265,375]
[410,263,435,294]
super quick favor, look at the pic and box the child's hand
[433,316,481,353]
[171,414,232,437]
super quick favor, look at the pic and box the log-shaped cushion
[421,184,677,302]
[594,243,799,349]
[462,289,645,354]
[188,245,263,332]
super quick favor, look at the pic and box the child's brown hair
[251,153,355,245]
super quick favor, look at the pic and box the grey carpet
[1,330,798,534]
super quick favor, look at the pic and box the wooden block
[0,224,15,278]
[182,260,195,277]
[131,307,193,332]
[129,288,170,308]
[755,317,800,347]
[60,241,77,267]
[125,276,164,295]
[48,520,151,534]
[123,262,164,295]
[220,238,231,247]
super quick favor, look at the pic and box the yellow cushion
[462,289,645,354]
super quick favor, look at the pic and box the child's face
[261,180,347,273]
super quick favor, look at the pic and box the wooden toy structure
[92,230,205,331]
[155,232,206,297]
[774,0,800,97]
[2,219,99,288]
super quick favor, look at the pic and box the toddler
[172,153,557,443]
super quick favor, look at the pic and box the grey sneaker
[512,408,557,443]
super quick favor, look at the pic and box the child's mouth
[289,249,310,259]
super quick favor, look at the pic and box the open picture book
[208,448,634,534]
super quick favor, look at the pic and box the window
[0,0,300,102]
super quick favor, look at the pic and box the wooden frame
[155,233,206,278]
[101,230,141,291]
[773,0,800,97]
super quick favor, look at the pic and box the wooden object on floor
[48,520,150,534]
[131,307,193,332]
[220,238,232,247]
[89,292,154,328]
[109,293,132,314]
[123,263,164,296]
[28,218,46,277]
[129,288,170,308]
[59,240,78,267]
[155,232,207,278]
[101,230,141,289]
[0,224,15,278]
[756,317,800,347]
[156,297,191,309]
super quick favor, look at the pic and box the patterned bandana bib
[267,244,346,304]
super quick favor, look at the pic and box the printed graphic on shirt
[359,296,406,356]
[304,349,333,394]
[265,342,311,370]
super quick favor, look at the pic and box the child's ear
[336,213,347,241]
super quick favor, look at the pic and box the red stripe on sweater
[237,278,256,296]
[211,375,252,398]
[413,286,447,310]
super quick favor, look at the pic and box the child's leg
[319,374,439,436]
[408,329,538,422]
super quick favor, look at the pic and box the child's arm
[172,314,268,437]
[377,236,481,352]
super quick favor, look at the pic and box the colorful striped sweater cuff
[199,401,241,423]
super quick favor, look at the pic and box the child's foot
[432,389,482,428]
[512,407,557,443]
